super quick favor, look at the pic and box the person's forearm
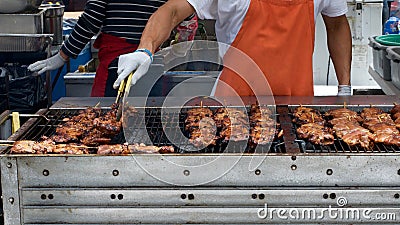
[323,15,352,85]
[138,0,195,54]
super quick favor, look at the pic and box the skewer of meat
[185,107,218,148]
[297,123,334,145]
[361,107,400,146]
[292,105,325,125]
[97,143,175,155]
[213,107,249,142]
[249,104,280,145]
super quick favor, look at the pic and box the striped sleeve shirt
[61,0,167,58]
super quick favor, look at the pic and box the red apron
[214,0,315,96]
[91,33,138,97]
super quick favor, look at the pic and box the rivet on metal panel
[6,162,12,168]
[329,193,336,199]
[42,169,50,176]
[41,194,46,200]
[291,165,297,170]
[188,194,195,200]
[394,193,400,199]
[291,156,296,161]
[181,194,187,199]
[251,194,257,199]
[48,194,54,200]
[258,194,265,200]
[183,170,190,176]
[323,194,329,199]
[110,194,116,199]
[8,197,14,204]
[117,194,124,200]
[112,170,119,176]
[255,169,261,175]
[326,169,333,176]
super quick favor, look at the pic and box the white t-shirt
[187,0,348,46]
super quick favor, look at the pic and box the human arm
[114,0,195,88]
[322,14,352,95]
[61,0,107,58]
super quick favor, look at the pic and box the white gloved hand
[27,52,67,74]
[338,85,351,96]
[113,51,152,89]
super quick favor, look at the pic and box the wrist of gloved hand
[337,85,351,96]
[27,52,67,74]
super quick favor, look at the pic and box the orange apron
[214,0,315,96]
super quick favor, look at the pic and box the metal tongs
[115,72,134,121]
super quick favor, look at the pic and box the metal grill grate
[289,106,400,154]
[15,107,285,154]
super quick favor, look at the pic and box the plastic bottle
[384,16,400,34]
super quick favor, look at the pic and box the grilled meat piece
[292,106,325,125]
[297,123,334,145]
[371,132,400,146]
[185,107,218,147]
[51,105,122,146]
[97,143,175,155]
[325,108,361,120]
[214,107,250,142]
[362,113,395,129]
[11,140,89,154]
[360,107,385,118]
[333,122,373,148]
[249,104,279,145]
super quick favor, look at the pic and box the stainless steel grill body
[1,96,400,224]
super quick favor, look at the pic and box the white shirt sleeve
[320,0,348,17]
[186,0,218,20]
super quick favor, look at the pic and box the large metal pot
[0,0,42,13]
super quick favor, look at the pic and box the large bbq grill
[1,96,400,224]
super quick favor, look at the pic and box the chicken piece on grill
[371,133,400,146]
[362,113,395,129]
[97,143,175,155]
[328,117,360,126]
[215,108,250,142]
[92,107,122,134]
[249,105,279,145]
[296,123,334,145]
[390,105,400,116]
[333,122,373,148]
[292,106,325,125]
[360,107,384,118]
[52,144,90,154]
[325,108,361,120]
[389,105,400,128]
[11,140,40,154]
[81,128,112,146]
[189,121,218,147]
[11,140,89,154]
[185,107,218,147]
